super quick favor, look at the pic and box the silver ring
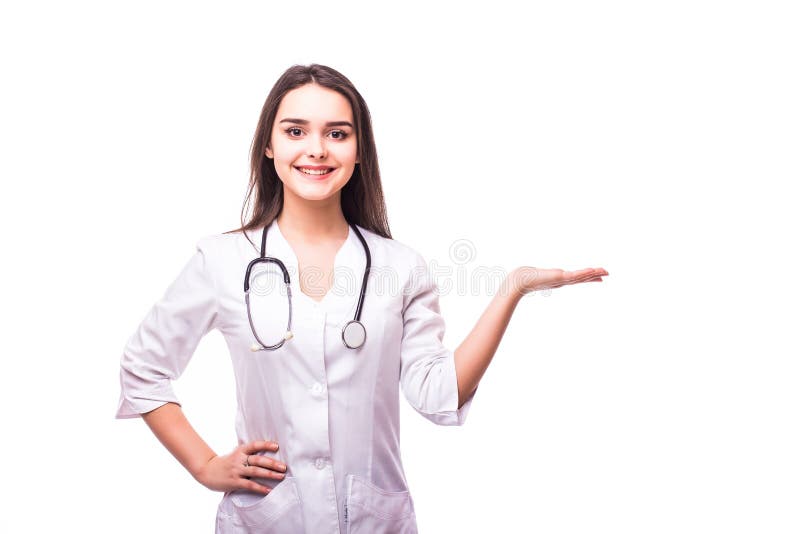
[244,455,251,467]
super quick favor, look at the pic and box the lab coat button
[311,382,324,396]
[315,457,327,469]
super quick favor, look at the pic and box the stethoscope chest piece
[342,320,367,349]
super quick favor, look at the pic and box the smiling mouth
[294,166,335,176]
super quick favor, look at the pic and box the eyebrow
[279,118,354,128]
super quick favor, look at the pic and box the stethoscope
[244,220,371,352]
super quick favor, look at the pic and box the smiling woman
[237,66,389,243]
[266,84,360,203]
[115,62,608,534]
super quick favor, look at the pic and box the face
[265,83,359,203]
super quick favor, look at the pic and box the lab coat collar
[249,219,363,310]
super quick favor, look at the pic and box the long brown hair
[225,64,392,246]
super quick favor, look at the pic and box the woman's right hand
[194,440,288,494]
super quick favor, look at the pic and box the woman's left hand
[509,266,609,296]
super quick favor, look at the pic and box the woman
[116,63,609,533]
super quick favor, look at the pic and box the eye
[283,127,350,140]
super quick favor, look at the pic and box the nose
[305,133,326,159]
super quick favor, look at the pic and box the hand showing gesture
[194,440,288,495]
[510,266,609,296]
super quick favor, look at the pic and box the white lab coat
[116,221,478,533]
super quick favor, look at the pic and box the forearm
[454,272,523,408]
[141,401,217,479]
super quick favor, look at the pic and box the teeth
[298,167,332,175]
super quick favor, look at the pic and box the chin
[288,184,342,202]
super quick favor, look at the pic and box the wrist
[502,269,528,302]
[190,453,218,481]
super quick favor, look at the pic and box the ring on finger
[244,455,251,467]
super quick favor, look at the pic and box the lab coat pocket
[216,476,305,534]
[345,474,418,534]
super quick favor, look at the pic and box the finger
[565,270,600,285]
[245,465,288,480]
[562,268,590,280]
[568,269,608,285]
[579,267,608,277]
[242,440,279,455]
[241,479,271,495]
[246,454,288,472]
[586,268,607,277]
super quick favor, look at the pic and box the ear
[265,146,273,159]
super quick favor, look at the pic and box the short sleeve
[399,251,477,426]
[115,239,219,419]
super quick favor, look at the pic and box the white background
[1,1,798,532]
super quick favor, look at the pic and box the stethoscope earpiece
[249,331,293,352]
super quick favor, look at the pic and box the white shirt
[116,221,478,533]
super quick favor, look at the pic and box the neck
[277,188,349,243]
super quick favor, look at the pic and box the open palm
[511,266,609,296]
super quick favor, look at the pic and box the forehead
[276,84,353,123]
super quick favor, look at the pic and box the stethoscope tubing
[244,220,370,351]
